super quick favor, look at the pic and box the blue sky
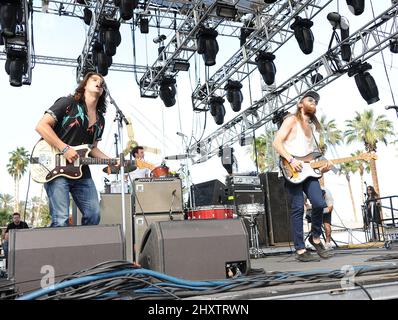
[1,0,397,225]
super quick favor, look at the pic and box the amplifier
[133,178,183,214]
[227,175,261,186]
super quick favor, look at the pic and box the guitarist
[35,72,113,227]
[272,91,334,262]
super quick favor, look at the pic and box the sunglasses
[306,97,318,105]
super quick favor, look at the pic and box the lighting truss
[187,2,398,163]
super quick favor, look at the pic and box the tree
[318,115,343,155]
[0,193,14,210]
[250,131,278,172]
[351,150,371,203]
[344,109,394,195]
[7,147,30,212]
[337,162,359,223]
[0,208,12,227]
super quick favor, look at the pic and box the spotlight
[172,59,190,71]
[290,16,314,55]
[118,0,138,21]
[153,34,166,44]
[159,77,177,107]
[218,147,234,174]
[239,24,254,47]
[346,0,365,16]
[224,80,243,112]
[255,51,276,85]
[390,38,398,53]
[209,96,226,125]
[140,16,149,34]
[327,12,351,61]
[99,19,121,57]
[264,0,278,3]
[348,61,379,105]
[311,72,323,85]
[215,4,237,19]
[0,1,20,38]
[83,7,92,26]
[5,49,27,87]
[272,109,289,129]
[196,26,219,66]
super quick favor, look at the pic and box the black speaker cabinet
[259,172,291,244]
[189,179,227,207]
[138,219,250,280]
[8,225,124,294]
[133,178,183,214]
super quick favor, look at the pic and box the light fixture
[159,77,177,107]
[264,0,278,3]
[209,96,225,125]
[346,0,365,16]
[255,51,276,85]
[172,59,190,72]
[218,147,234,174]
[99,19,121,57]
[140,16,149,34]
[224,80,243,112]
[311,72,323,85]
[390,38,398,53]
[196,26,219,66]
[348,61,379,105]
[327,12,351,62]
[5,49,27,87]
[215,4,237,19]
[0,1,20,38]
[118,0,138,21]
[290,16,314,55]
[83,7,92,26]
[153,34,166,44]
[239,23,254,47]
[272,109,289,129]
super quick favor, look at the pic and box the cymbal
[102,163,137,174]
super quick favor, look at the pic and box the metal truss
[187,2,398,164]
[2,0,33,85]
[191,0,334,111]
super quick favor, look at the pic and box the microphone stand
[107,86,130,260]
[178,133,194,209]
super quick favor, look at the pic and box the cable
[354,281,373,300]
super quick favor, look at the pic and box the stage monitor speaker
[259,172,291,244]
[138,219,250,280]
[133,178,183,214]
[8,225,124,294]
[100,193,133,261]
[190,179,227,207]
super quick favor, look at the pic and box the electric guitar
[30,140,154,183]
[279,152,377,184]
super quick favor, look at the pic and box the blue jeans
[285,178,326,250]
[44,177,100,227]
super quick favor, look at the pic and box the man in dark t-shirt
[35,72,113,227]
[3,212,29,268]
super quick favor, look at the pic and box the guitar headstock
[360,152,378,161]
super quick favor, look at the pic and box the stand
[243,213,263,258]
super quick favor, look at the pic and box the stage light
[209,96,226,125]
[390,38,398,53]
[159,77,177,107]
[311,72,323,85]
[196,26,219,66]
[218,147,234,174]
[118,0,138,21]
[239,24,254,47]
[5,49,27,87]
[290,16,314,55]
[172,59,190,71]
[215,4,237,19]
[0,1,20,38]
[99,19,121,57]
[264,0,277,3]
[327,12,351,61]
[346,0,364,16]
[348,61,379,105]
[224,80,243,112]
[83,7,92,26]
[255,51,276,85]
[140,16,149,34]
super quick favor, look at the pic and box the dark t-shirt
[45,95,105,178]
[5,221,29,233]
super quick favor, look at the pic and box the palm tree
[344,109,394,195]
[318,115,343,156]
[7,147,30,212]
[0,193,14,209]
[351,150,371,203]
[337,162,359,223]
[250,130,278,172]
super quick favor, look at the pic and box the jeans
[2,240,8,268]
[44,177,100,227]
[285,178,326,250]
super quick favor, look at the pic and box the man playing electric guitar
[35,72,113,227]
[273,91,334,262]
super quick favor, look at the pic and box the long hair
[73,72,107,115]
[295,102,321,131]
[367,185,379,199]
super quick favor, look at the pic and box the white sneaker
[324,242,333,250]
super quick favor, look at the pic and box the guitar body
[30,140,91,183]
[279,152,323,184]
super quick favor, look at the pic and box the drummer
[128,146,152,181]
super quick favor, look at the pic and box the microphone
[176,132,187,137]
[165,154,189,160]
[385,105,398,110]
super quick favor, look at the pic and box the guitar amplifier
[133,178,183,214]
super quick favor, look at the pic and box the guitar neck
[81,158,120,165]
[311,155,366,169]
